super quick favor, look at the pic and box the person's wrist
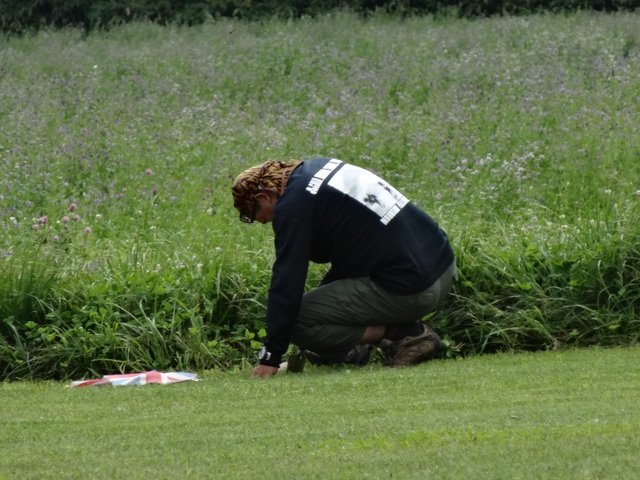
[258,345,281,367]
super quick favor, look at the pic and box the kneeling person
[231,157,456,378]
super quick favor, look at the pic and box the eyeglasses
[239,202,258,224]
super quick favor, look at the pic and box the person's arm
[257,216,313,370]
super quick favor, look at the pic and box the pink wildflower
[84,227,92,234]
[145,168,153,175]
[69,203,77,212]
[73,215,81,221]
[62,216,70,223]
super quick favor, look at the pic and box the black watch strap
[258,346,281,367]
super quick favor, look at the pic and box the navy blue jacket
[263,158,454,364]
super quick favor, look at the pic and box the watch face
[259,346,271,361]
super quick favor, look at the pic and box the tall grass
[1,12,639,379]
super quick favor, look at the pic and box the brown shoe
[380,325,441,367]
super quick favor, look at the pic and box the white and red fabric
[70,371,199,387]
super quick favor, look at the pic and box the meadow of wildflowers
[1,12,639,379]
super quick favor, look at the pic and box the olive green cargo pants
[291,261,456,359]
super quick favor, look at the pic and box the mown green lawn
[1,347,638,479]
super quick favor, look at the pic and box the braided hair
[231,160,302,222]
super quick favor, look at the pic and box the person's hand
[251,364,279,378]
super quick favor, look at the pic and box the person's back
[274,157,454,293]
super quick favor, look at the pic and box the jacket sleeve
[262,215,313,365]
[319,266,339,286]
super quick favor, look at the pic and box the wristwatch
[258,346,272,362]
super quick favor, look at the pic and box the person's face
[252,192,278,224]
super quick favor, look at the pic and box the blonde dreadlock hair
[231,160,302,222]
